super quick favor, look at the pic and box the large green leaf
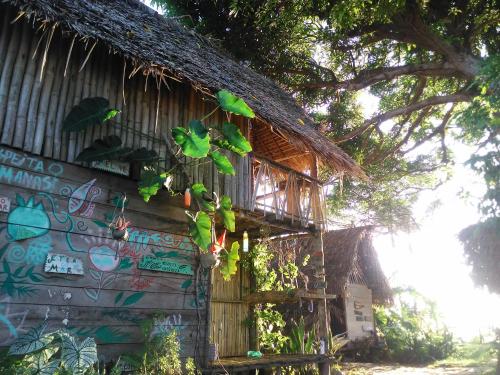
[172,120,210,158]
[63,97,118,132]
[61,335,97,375]
[220,242,240,281]
[8,323,51,355]
[138,170,168,202]
[76,135,131,162]
[26,347,60,375]
[122,291,145,306]
[188,211,212,251]
[124,147,159,163]
[216,90,255,118]
[191,183,215,212]
[209,151,235,175]
[221,122,252,154]
[211,139,246,156]
[217,195,235,232]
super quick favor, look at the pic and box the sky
[357,91,500,340]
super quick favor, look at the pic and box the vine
[63,90,255,281]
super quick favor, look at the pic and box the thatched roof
[3,0,364,178]
[323,227,392,305]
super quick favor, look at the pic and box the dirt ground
[340,363,494,374]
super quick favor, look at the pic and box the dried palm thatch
[3,0,365,178]
[323,227,392,305]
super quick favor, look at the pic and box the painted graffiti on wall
[7,195,51,241]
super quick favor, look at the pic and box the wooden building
[0,0,363,372]
[323,227,392,344]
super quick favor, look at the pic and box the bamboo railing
[250,156,327,229]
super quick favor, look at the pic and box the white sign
[91,160,130,176]
[0,196,11,212]
[44,253,84,275]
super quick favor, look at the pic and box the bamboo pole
[33,30,58,155]
[0,20,22,135]
[140,74,150,149]
[0,7,14,76]
[43,36,66,158]
[125,75,137,148]
[2,21,32,145]
[66,51,85,162]
[134,72,144,149]
[23,30,46,152]
[82,50,97,149]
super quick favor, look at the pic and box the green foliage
[172,120,210,158]
[216,90,255,118]
[62,97,117,132]
[6,324,98,375]
[219,241,240,281]
[139,330,182,375]
[65,91,253,280]
[220,122,252,154]
[187,211,212,251]
[285,317,316,354]
[459,217,500,294]
[254,305,289,354]
[138,169,168,202]
[374,288,456,364]
[75,136,130,163]
[217,195,235,232]
[208,151,235,175]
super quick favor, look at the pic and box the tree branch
[335,94,471,144]
[295,62,464,91]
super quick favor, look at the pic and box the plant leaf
[172,120,210,158]
[61,335,97,374]
[63,97,118,132]
[216,90,255,118]
[114,291,124,305]
[124,148,159,163]
[217,195,235,232]
[220,242,240,281]
[8,322,51,355]
[191,183,215,212]
[209,151,235,175]
[138,170,167,202]
[180,279,192,289]
[188,211,212,251]
[76,135,131,162]
[221,122,252,154]
[122,292,145,306]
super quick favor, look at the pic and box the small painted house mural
[323,227,393,344]
[0,0,365,372]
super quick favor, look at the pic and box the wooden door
[210,262,251,357]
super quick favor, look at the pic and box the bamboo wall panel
[0,145,209,360]
[210,257,251,357]
[0,14,253,211]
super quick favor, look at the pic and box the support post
[311,156,330,375]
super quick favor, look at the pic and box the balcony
[248,156,327,230]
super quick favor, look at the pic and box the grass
[431,340,497,374]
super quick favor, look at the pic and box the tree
[153,0,499,283]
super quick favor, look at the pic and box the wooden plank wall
[210,254,251,357]
[0,145,209,360]
[0,7,252,212]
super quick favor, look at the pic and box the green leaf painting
[8,323,50,355]
[76,135,131,162]
[122,291,145,306]
[172,120,210,158]
[188,211,212,251]
[209,151,235,175]
[221,122,252,154]
[138,170,168,202]
[217,195,236,232]
[220,242,240,281]
[216,90,255,118]
[61,335,97,374]
[62,97,118,132]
